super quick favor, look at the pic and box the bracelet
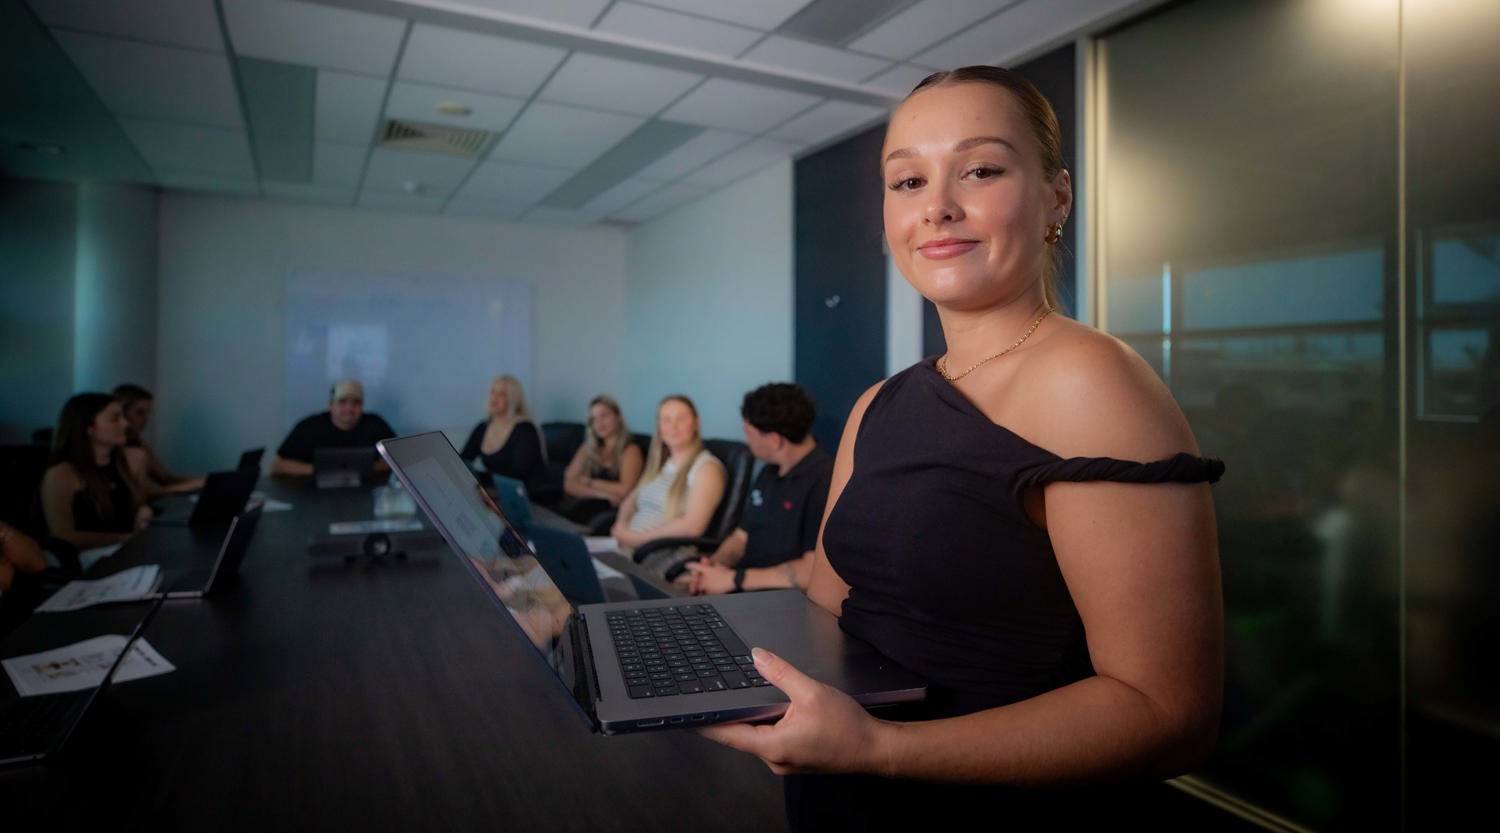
[732,568,746,593]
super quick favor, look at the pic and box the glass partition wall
[1093,1,1498,830]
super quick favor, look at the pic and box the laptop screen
[378,433,577,676]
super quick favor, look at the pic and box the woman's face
[881,82,1070,312]
[589,403,619,440]
[87,402,130,449]
[656,400,697,453]
[488,381,510,418]
[123,399,152,435]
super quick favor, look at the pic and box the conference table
[1,476,786,831]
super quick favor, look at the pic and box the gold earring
[1045,222,1063,244]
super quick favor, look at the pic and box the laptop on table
[159,504,263,599]
[378,432,925,735]
[0,602,158,768]
[151,468,257,527]
[314,447,376,489]
[237,447,265,474]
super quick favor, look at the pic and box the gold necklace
[937,304,1053,382]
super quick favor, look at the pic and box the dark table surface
[2,478,786,831]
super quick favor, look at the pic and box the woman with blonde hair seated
[610,395,724,568]
[559,395,644,526]
[460,375,547,492]
[40,393,154,550]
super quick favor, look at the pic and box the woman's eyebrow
[883,135,1017,166]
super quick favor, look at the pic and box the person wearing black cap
[271,379,395,477]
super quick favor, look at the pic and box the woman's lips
[918,238,979,259]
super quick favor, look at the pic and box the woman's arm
[562,445,594,498]
[800,381,881,616]
[0,521,48,576]
[611,457,725,551]
[39,464,135,549]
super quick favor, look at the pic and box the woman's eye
[888,176,924,191]
[967,166,1003,180]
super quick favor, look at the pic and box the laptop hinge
[570,612,601,708]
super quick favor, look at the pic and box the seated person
[113,382,205,497]
[459,375,547,491]
[271,379,396,477]
[609,395,725,569]
[0,520,49,634]
[39,393,154,550]
[557,395,644,525]
[680,383,833,595]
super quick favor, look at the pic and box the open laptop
[159,504,263,599]
[0,600,159,768]
[314,446,375,489]
[151,468,257,527]
[378,432,926,735]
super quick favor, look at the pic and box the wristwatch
[732,568,746,593]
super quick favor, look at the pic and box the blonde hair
[491,375,532,421]
[583,394,632,474]
[640,394,702,521]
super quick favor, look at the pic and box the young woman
[609,395,724,558]
[459,375,547,490]
[699,67,1225,829]
[113,383,204,497]
[559,395,644,525]
[40,393,154,550]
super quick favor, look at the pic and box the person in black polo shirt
[680,383,832,595]
[271,379,396,477]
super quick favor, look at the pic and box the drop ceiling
[0,0,1161,228]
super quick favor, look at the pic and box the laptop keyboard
[606,604,771,699]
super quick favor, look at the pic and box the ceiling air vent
[378,118,495,158]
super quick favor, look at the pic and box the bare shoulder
[1017,319,1198,460]
[41,461,81,491]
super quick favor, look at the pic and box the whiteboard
[284,270,532,440]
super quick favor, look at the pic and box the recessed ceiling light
[435,101,473,117]
[16,142,65,155]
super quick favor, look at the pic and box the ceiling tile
[398,23,567,98]
[739,36,893,84]
[28,0,224,51]
[632,128,749,180]
[361,147,478,195]
[643,0,812,31]
[538,53,704,117]
[487,102,644,168]
[520,205,604,227]
[863,63,935,97]
[53,32,243,128]
[915,0,1116,68]
[222,0,405,76]
[847,0,1006,61]
[442,0,611,28]
[314,141,368,188]
[386,81,525,133]
[660,78,821,133]
[580,176,667,215]
[118,119,254,178]
[609,181,712,223]
[456,159,575,203]
[593,3,761,59]
[682,136,799,187]
[768,99,887,144]
[315,70,388,144]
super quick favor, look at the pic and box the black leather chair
[628,438,756,577]
[533,421,585,508]
[1,444,83,636]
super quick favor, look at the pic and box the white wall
[75,183,158,394]
[155,196,628,471]
[623,161,795,441]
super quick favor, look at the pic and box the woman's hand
[681,558,733,595]
[697,648,891,776]
[134,504,154,532]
